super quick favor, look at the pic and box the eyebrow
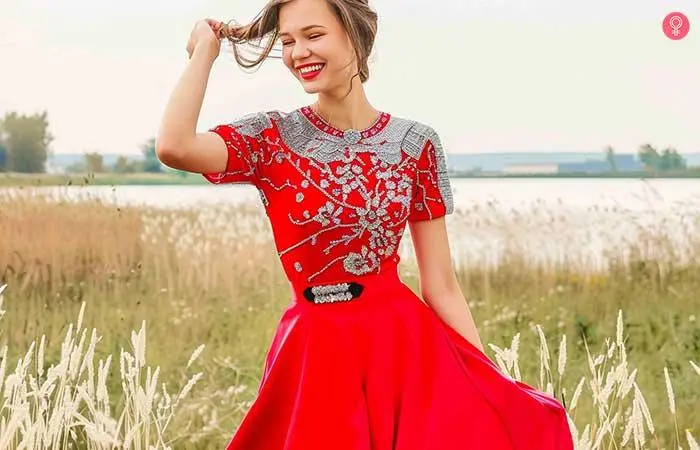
[278,25,326,37]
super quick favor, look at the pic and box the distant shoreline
[2,171,700,187]
[450,171,700,179]
[0,172,209,187]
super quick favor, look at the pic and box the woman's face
[279,0,357,96]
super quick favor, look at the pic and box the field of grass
[0,171,208,186]
[0,189,698,448]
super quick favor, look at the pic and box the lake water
[7,178,700,270]
[449,178,700,211]
[10,178,700,209]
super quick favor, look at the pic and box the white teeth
[299,64,323,74]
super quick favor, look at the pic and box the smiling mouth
[298,63,325,80]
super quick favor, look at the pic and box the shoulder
[216,110,293,138]
[389,115,442,160]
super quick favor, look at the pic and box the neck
[314,78,379,131]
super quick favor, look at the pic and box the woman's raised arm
[156,19,229,174]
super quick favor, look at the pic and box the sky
[1,0,698,156]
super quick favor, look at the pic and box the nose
[291,42,312,62]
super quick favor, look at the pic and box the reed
[0,189,698,448]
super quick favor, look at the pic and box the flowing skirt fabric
[226,268,574,450]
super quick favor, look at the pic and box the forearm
[157,45,216,150]
[424,284,485,353]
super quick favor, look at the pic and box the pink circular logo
[663,12,690,40]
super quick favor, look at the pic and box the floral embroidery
[204,107,453,284]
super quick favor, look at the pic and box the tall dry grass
[0,188,699,448]
[0,284,203,449]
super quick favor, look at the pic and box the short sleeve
[202,112,273,185]
[406,125,454,222]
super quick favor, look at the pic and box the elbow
[421,286,452,305]
[421,273,460,303]
[155,137,186,168]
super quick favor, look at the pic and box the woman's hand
[186,19,225,61]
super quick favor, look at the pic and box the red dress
[203,106,574,450]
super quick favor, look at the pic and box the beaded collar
[299,106,392,145]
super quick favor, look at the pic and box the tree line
[604,144,688,173]
[636,144,687,172]
[0,111,163,174]
[1,110,692,175]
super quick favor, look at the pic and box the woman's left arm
[408,216,485,353]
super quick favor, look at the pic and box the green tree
[141,138,163,173]
[604,145,617,172]
[659,147,686,171]
[113,155,138,173]
[638,143,687,172]
[638,143,661,172]
[0,111,53,173]
[0,139,7,172]
[84,152,105,173]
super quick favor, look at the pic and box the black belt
[303,281,364,304]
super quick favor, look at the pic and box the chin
[300,83,322,94]
[298,79,329,95]
[299,80,347,98]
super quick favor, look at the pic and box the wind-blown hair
[218,0,378,83]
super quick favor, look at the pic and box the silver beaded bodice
[207,107,453,285]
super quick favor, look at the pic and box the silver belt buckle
[303,281,364,304]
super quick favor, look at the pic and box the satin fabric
[225,268,574,449]
[201,107,574,449]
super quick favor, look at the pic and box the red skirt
[226,267,574,449]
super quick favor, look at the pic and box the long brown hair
[218,0,378,83]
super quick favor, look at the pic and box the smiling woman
[154,0,575,449]
[219,0,376,93]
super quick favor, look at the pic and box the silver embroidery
[229,112,274,138]
[276,110,414,166]
[402,122,430,160]
[343,250,380,276]
[403,123,454,216]
[257,187,269,207]
[428,131,454,215]
[269,111,424,280]
[343,129,361,144]
[276,140,412,276]
[310,282,353,303]
[241,109,451,282]
[206,112,277,185]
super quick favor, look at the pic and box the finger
[205,18,221,30]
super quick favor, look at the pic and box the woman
[156,0,575,448]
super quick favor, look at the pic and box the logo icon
[663,12,690,40]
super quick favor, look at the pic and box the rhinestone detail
[209,108,454,283]
[343,129,362,144]
[310,282,352,304]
